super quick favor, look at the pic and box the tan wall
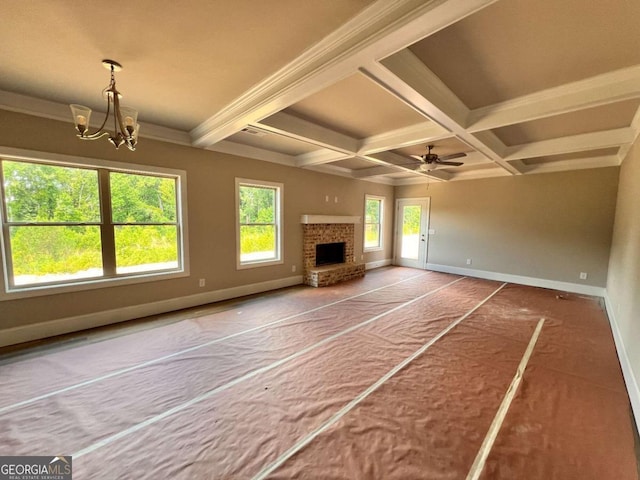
[0,111,394,333]
[395,168,619,287]
[607,137,640,400]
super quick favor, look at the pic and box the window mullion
[98,169,116,276]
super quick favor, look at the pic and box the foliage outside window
[110,172,179,274]
[0,156,185,294]
[364,195,384,250]
[236,179,282,268]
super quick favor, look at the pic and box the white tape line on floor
[0,271,432,415]
[72,276,466,459]
[466,317,545,480]
[252,282,508,480]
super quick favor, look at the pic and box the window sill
[236,258,284,270]
[0,269,189,301]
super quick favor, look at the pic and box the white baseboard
[0,275,304,348]
[426,263,606,297]
[365,258,393,270]
[604,294,640,431]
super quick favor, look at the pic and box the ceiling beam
[190,0,499,147]
[448,167,512,181]
[466,65,640,132]
[617,103,640,163]
[522,155,621,175]
[504,128,635,161]
[351,165,402,178]
[366,50,522,175]
[207,140,297,167]
[255,111,358,153]
[358,121,451,155]
[296,149,353,167]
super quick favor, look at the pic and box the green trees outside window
[110,172,179,274]
[364,195,383,250]
[1,159,183,288]
[237,180,282,266]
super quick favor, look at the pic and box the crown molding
[0,90,192,146]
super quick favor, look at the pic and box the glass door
[394,198,430,269]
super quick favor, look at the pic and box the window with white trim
[0,154,187,295]
[236,178,283,268]
[364,195,384,251]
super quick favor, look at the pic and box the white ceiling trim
[296,149,353,167]
[305,163,395,185]
[189,0,499,147]
[206,140,297,167]
[255,111,359,154]
[522,155,621,175]
[466,65,640,132]
[617,104,640,163]
[504,128,634,161]
[448,167,512,181]
[393,174,448,186]
[368,51,522,175]
[0,89,193,147]
[357,121,451,155]
[351,165,402,178]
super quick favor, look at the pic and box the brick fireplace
[301,215,365,287]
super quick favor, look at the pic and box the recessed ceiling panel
[409,0,640,108]
[0,0,374,130]
[522,147,620,166]
[286,73,427,138]
[226,130,318,156]
[329,158,379,170]
[493,100,640,146]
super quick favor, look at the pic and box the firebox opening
[316,242,346,267]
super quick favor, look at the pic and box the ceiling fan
[411,145,466,171]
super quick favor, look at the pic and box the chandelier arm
[113,88,130,139]
[71,60,138,150]
[78,105,111,140]
[81,89,114,139]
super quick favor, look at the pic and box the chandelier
[70,60,140,151]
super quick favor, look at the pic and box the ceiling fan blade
[438,152,467,161]
[436,160,464,166]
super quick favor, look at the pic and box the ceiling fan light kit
[405,145,466,173]
[70,59,140,151]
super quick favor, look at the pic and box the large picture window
[236,178,283,268]
[0,152,187,296]
[364,195,384,251]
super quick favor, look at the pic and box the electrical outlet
[292,265,296,273]
[579,272,588,280]
[466,258,472,265]
[325,195,329,202]
[199,278,206,287]
[334,196,338,203]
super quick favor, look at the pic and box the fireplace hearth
[301,215,365,287]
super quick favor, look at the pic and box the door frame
[393,197,430,269]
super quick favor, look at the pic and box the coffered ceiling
[1,0,639,184]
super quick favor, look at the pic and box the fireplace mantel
[300,215,361,224]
